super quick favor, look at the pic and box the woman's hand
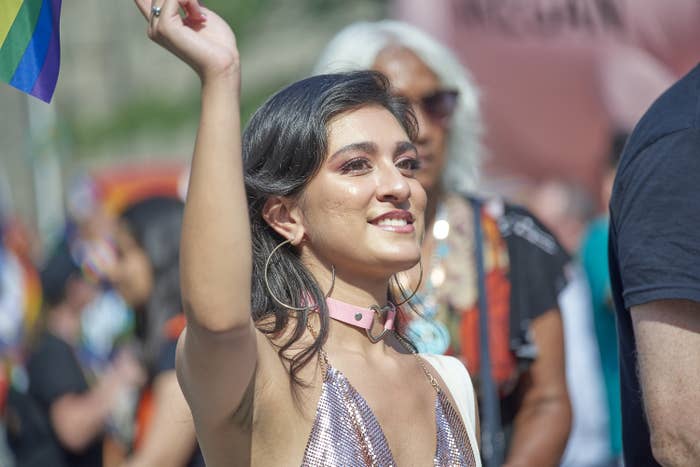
[133,0,239,83]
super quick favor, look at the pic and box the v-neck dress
[300,357,478,466]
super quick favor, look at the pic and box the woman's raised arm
[132,0,257,434]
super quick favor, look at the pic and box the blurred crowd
[0,164,204,467]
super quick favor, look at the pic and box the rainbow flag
[0,0,62,103]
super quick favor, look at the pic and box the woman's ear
[262,196,306,245]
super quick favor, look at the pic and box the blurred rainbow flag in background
[0,0,62,102]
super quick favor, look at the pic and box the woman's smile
[369,209,416,233]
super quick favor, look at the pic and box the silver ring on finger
[150,5,162,21]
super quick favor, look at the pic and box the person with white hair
[316,21,572,467]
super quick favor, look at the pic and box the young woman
[132,1,480,465]
[315,21,572,467]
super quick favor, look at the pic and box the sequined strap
[416,355,442,393]
[393,331,442,394]
[317,348,330,379]
[305,321,330,379]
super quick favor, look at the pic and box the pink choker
[326,297,397,343]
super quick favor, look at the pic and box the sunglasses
[401,89,459,124]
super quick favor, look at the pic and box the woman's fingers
[135,0,205,26]
[133,0,169,29]
[133,0,150,21]
[181,0,206,23]
[146,0,179,42]
[158,0,182,22]
[147,0,206,40]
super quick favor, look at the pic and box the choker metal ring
[365,303,396,343]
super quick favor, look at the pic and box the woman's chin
[382,253,421,274]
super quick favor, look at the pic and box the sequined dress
[300,352,478,466]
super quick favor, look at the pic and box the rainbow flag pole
[0,0,62,103]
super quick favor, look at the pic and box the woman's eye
[396,157,421,173]
[340,158,372,174]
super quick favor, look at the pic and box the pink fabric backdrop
[393,0,700,194]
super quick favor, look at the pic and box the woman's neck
[327,281,390,310]
[302,251,394,308]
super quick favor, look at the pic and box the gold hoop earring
[263,238,335,311]
[392,259,423,306]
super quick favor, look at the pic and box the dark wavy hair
[119,196,184,375]
[243,71,418,387]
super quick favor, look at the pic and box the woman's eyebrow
[394,141,418,157]
[328,141,378,161]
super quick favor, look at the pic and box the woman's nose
[376,162,411,203]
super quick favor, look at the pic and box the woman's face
[109,222,154,308]
[372,46,449,195]
[297,105,426,279]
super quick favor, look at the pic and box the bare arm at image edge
[632,299,700,466]
[503,309,572,467]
